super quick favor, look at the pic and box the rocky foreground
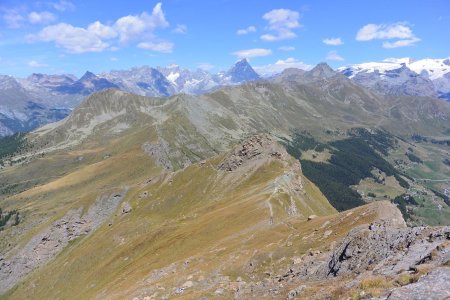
[224,205,450,299]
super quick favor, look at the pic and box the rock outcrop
[142,138,173,171]
[387,267,450,300]
[239,202,450,299]
[325,223,450,277]
[218,134,285,171]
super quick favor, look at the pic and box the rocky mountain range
[0,59,261,136]
[0,62,449,299]
[1,57,449,138]
[338,57,450,101]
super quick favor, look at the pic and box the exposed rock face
[325,224,450,277]
[218,134,285,171]
[0,190,126,294]
[225,58,261,84]
[247,202,450,299]
[142,138,173,171]
[387,267,450,300]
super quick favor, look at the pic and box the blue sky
[1,0,449,77]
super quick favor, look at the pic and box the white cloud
[322,37,343,46]
[232,48,272,59]
[28,60,48,68]
[110,57,118,61]
[254,57,313,76]
[2,7,57,28]
[260,8,300,41]
[326,50,344,61]
[173,24,187,34]
[237,25,256,35]
[3,9,25,28]
[27,23,111,53]
[115,2,169,43]
[27,3,173,54]
[355,22,420,48]
[138,41,173,53]
[52,0,75,12]
[356,23,413,41]
[198,63,214,71]
[87,21,117,39]
[382,37,421,48]
[28,11,57,24]
[278,46,295,51]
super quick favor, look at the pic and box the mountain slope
[29,64,450,159]
[0,60,266,136]
[339,57,450,101]
[0,133,335,298]
[54,71,119,95]
[0,75,72,135]
[157,65,218,95]
[101,66,176,97]
[222,58,261,83]
[0,65,449,298]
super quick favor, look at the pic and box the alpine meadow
[0,1,449,299]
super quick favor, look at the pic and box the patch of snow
[166,72,180,85]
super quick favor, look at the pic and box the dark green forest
[283,129,410,211]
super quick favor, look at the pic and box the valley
[0,62,449,299]
[1,1,449,298]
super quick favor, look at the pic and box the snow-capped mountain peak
[338,57,450,100]
[340,57,450,81]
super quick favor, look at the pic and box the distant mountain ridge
[338,57,450,101]
[0,59,261,136]
[1,57,449,137]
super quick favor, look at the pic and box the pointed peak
[226,59,260,83]
[307,62,336,78]
[233,58,253,69]
[80,71,97,81]
[313,62,334,72]
[236,58,250,64]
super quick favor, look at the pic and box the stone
[139,191,149,199]
[387,267,450,300]
[323,230,333,238]
[182,281,194,288]
[320,220,330,228]
[214,288,225,295]
[287,285,306,299]
[292,257,303,265]
[307,215,318,221]
[121,202,132,214]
